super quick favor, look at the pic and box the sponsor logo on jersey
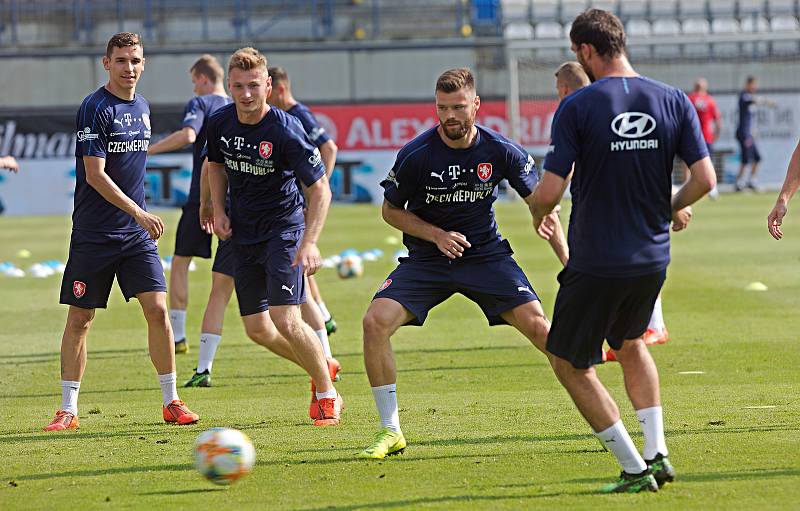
[259,141,273,159]
[308,148,322,167]
[378,278,392,291]
[523,154,535,175]
[76,127,98,142]
[477,163,493,182]
[73,280,86,298]
[610,112,659,152]
[430,170,445,182]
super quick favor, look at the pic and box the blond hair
[191,54,224,84]
[228,47,268,74]
[555,61,590,93]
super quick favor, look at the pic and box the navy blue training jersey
[736,91,755,137]
[182,94,232,204]
[287,102,331,148]
[206,104,325,244]
[382,125,538,261]
[73,86,152,233]
[544,76,708,277]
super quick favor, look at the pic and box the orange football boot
[43,410,79,431]
[313,393,344,426]
[162,400,200,425]
[310,358,341,420]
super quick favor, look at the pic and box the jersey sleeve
[503,142,539,198]
[677,92,710,166]
[709,97,721,120]
[205,115,223,164]
[75,99,110,159]
[294,108,331,147]
[181,97,205,134]
[381,144,423,208]
[542,100,579,178]
[283,117,325,187]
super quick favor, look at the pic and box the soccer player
[358,68,562,459]
[767,140,800,239]
[44,33,200,431]
[268,66,340,337]
[206,47,343,426]
[735,76,775,192]
[1,155,19,172]
[687,78,720,200]
[147,55,233,364]
[532,10,715,492]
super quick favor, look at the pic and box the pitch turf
[1,194,799,510]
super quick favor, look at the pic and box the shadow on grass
[1,348,147,366]
[301,490,596,511]
[0,387,157,400]
[139,488,227,495]
[568,467,800,485]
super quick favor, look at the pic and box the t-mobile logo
[233,136,245,150]
[123,113,132,126]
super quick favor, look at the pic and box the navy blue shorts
[547,267,666,369]
[174,202,212,258]
[737,134,761,164]
[60,229,167,309]
[233,230,306,316]
[373,252,539,326]
[211,238,235,277]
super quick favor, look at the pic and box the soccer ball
[194,427,255,485]
[337,254,364,279]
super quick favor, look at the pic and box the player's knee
[66,308,95,332]
[245,322,280,345]
[141,301,169,325]
[362,311,391,340]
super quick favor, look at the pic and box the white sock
[637,406,668,460]
[158,372,179,406]
[60,380,81,415]
[317,301,332,322]
[371,384,401,433]
[595,420,647,474]
[315,329,333,358]
[169,309,187,342]
[648,296,665,332]
[197,333,222,373]
[315,388,337,400]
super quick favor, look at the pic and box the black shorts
[546,267,666,369]
[60,229,167,309]
[174,202,212,258]
[373,249,539,327]
[211,238,235,277]
[737,134,761,165]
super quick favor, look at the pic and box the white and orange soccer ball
[194,427,255,485]
[337,254,364,279]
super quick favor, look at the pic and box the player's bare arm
[319,139,338,179]
[671,156,716,231]
[208,160,231,240]
[83,155,164,240]
[381,200,471,259]
[198,157,214,234]
[147,126,197,155]
[0,155,19,172]
[768,140,800,240]
[294,175,331,275]
[531,170,569,226]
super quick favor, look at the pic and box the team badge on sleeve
[141,113,151,130]
[477,163,493,182]
[259,141,273,159]
[378,278,392,292]
[73,281,86,299]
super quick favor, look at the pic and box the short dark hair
[268,66,290,86]
[569,9,626,58]
[436,68,475,94]
[746,75,757,84]
[106,32,142,58]
[191,54,224,84]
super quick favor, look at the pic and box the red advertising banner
[310,100,560,151]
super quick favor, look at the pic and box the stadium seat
[534,21,562,39]
[710,17,742,57]
[769,15,800,31]
[650,0,679,19]
[767,0,797,16]
[626,19,652,60]
[587,0,619,14]
[500,0,531,24]
[679,0,706,19]
[682,18,711,57]
[504,21,535,39]
[739,15,770,32]
[530,0,560,23]
[619,0,648,20]
[738,0,767,20]
[652,18,682,58]
[560,1,588,24]
[709,0,735,17]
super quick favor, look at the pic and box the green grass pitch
[1,194,799,509]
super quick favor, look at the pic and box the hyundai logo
[611,112,657,139]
